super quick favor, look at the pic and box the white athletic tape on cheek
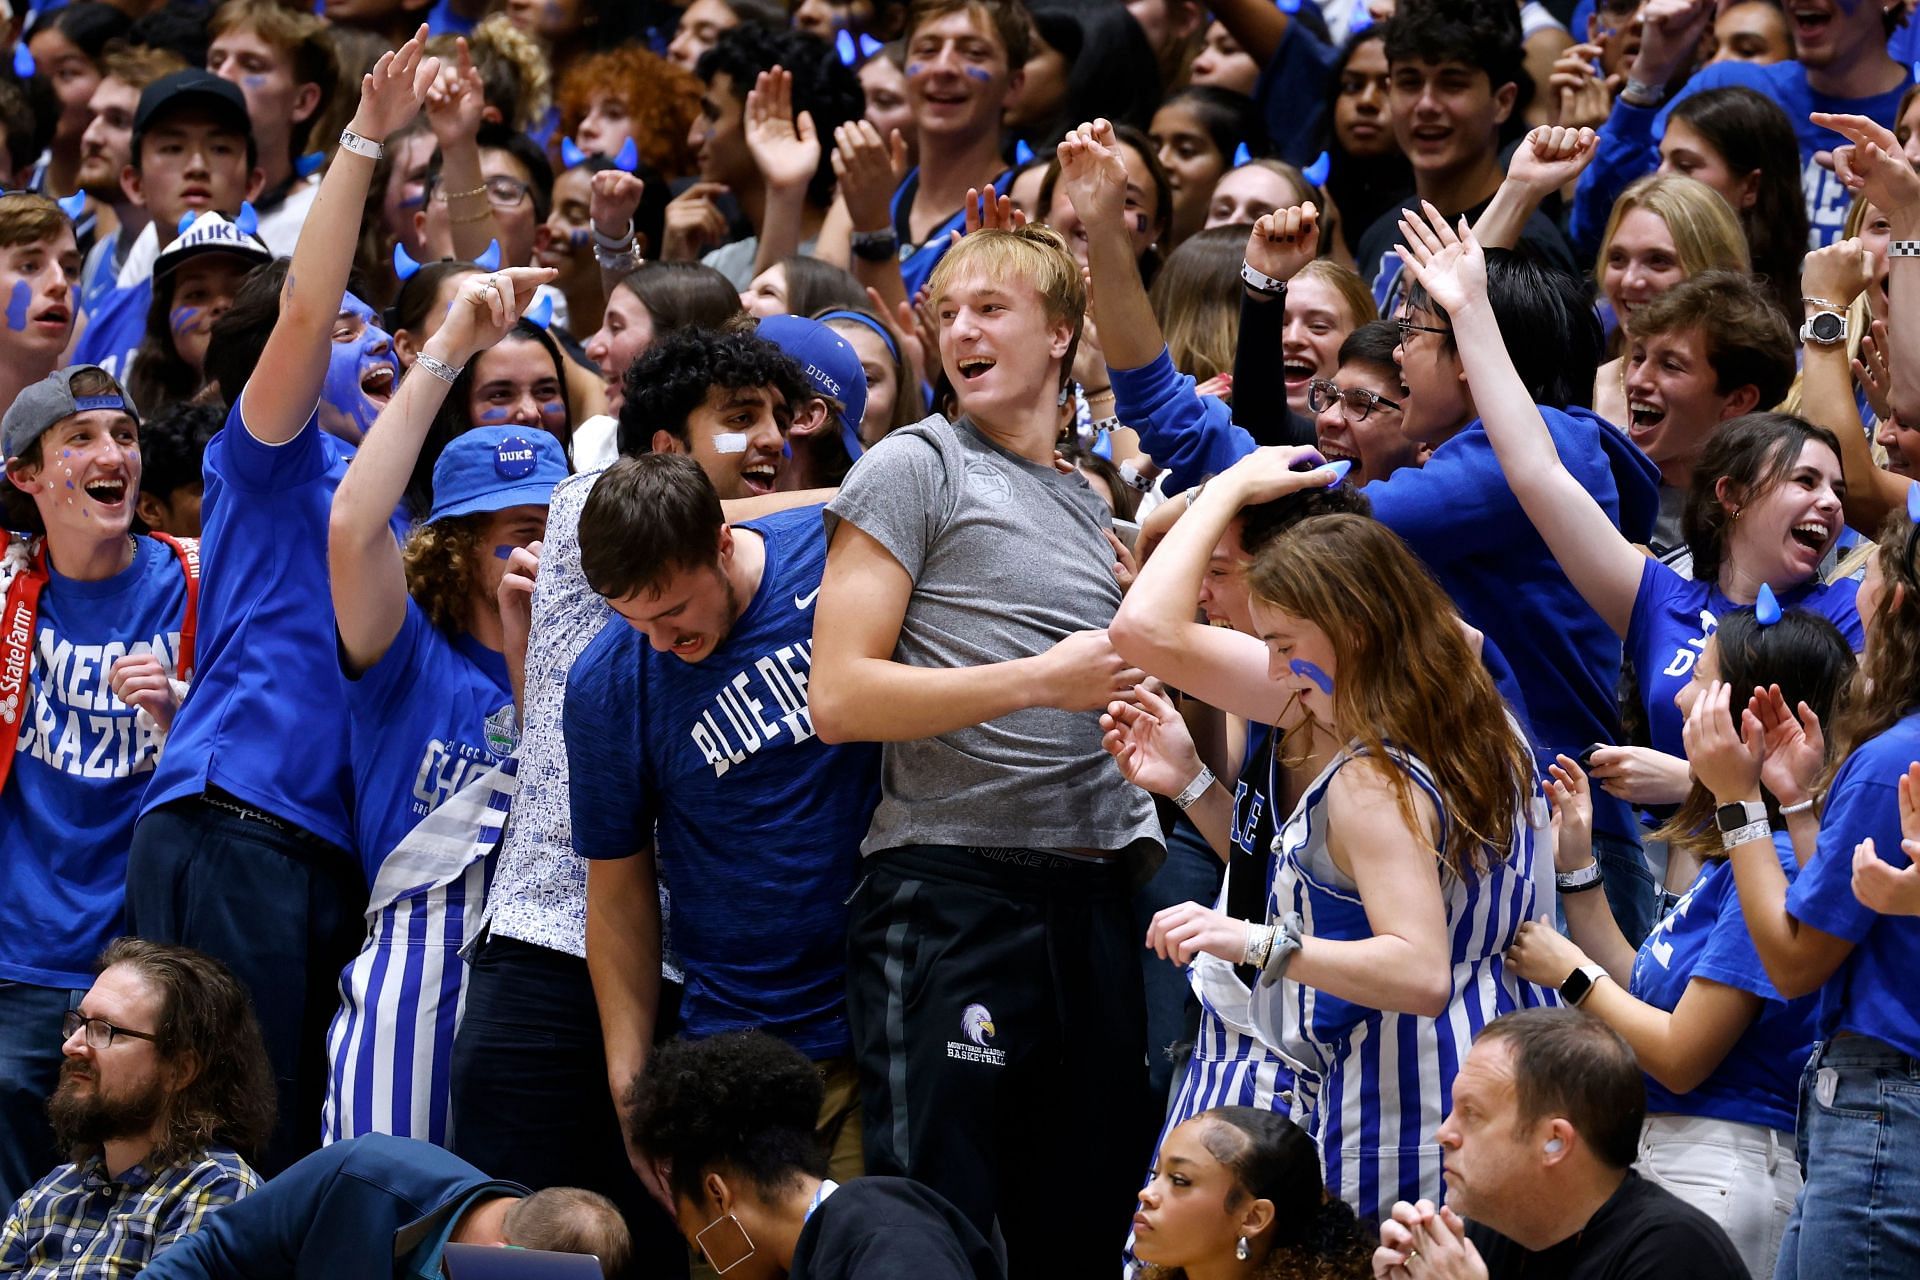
[713,433,750,454]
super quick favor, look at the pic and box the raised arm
[587,169,647,297]
[1206,0,1290,69]
[744,67,820,278]
[1394,203,1647,636]
[423,39,503,264]
[1109,444,1333,724]
[1061,119,1166,374]
[1821,113,1920,459]
[246,28,437,445]
[1231,204,1321,431]
[808,517,1143,742]
[831,121,911,314]
[1474,125,1597,251]
[328,265,554,673]
[1798,238,1906,534]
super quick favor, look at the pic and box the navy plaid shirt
[0,1146,257,1278]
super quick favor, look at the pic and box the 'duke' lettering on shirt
[1661,608,1717,679]
[690,641,816,778]
[18,627,180,778]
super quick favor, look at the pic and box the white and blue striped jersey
[1247,737,1555,1225]
[321,759,517,1147]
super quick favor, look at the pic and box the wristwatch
[1715,799,1768,833]
[851,228,900,262]
[1559,963,1608,1008]
[1800,309,1848,346]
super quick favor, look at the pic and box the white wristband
[338,128,384,160]
[1721,820,1772,851]
[1240,260,1288,296]
[1173,765,1215,811]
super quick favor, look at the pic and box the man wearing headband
[0,365,198,1205]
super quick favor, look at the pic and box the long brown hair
[403,513,490,636]
[1244,514,1534,878]
[1825,508,1920,786]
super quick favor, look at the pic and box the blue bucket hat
[427,427,569,524]
[757,313,869,461]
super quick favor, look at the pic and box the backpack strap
[148,532,200,681]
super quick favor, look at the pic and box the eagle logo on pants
[962,1003,996,1046]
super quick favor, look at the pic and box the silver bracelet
[594,243,644,273]
[1619,78,1667,107]
[413,352,462,385]
[1721,820,1773,851]
[1259,912,1306,986]
[1173,764,1215,811]
[1779,797,1817,816]
[338,127,383,160]
[592,219,635,251]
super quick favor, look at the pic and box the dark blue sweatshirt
[1113,347,1662,844]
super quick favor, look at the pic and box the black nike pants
[846,844,1154,1279]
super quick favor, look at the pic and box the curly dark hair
[402,511,489,636]
[626,1030,829,1204]
[695,26,864,209]
[89,938,276,1167]
[139,399,224,504]
[1383,0,1526,121]
[555,44,700,179]
[617,326,810,458]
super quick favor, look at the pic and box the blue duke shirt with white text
[566,506,880,1058]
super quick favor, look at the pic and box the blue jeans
[1133,818,1226,1102]
[1593,830,1656,947]
[125,796,367,1176]
[1775,1038,1920,1280]
[0,981,84,1206]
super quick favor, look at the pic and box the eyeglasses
[62,1010,159,1050]
[1308,378,1402,421]
[430,175,533,209]
[1395,315,1450,344]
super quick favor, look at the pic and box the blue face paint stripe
[1290,659,1335,695]
[6,280,29,330]
[962,65,991,82]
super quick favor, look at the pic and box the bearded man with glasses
[0,939,273,1279]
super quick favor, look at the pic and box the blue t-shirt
[71,277,152,382]
[142,399,360,851]
[889,166,1015,299]
[1626,560,1862,761]
[344,600,513,881]
[0,536,188,986]
[1632,836,1816,1132]
[564,506,881,1057]
[1660,61,1907,247]
[1784,710,1920,1060]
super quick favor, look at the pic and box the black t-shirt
[1466,1171,1747,1280]
[790,1178,1004,1280]
[1354,192,1577,312]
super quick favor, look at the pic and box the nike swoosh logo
[794,586,822,609]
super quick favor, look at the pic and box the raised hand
[744,66,819,193]
[1801,236,1876,311]
[660,183,731,260]
[832,120,906,232]
[1099,683,1205,798]
[1507,125,1599,197]
[1855,318,1894,422]
[497,540,540,652]
[1630,0,1715,90]
[956,183,1025,239]
[1748,683,1825,807]
[423,36,484,150]
[1244,203,1319,287]
[1394,201,1488,317]
[1544,754,1594,874]
[1818,112,1920,221]
[1217,443,1337,506]
[348,24,438,142]
[1056,118,1131,231]
[589,169,647,243]
[1681,680,1765,804]
[430,266,558,366]
[1549,44,1616,130]
[1145,901,1254,966]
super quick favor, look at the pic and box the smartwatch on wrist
[1714,799,1768,833]
[1559,963,1608,1007]
[1799,310,1848,346]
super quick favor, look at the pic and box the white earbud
[1544,1137,1564,1154]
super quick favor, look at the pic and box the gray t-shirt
[823,414,1162,857]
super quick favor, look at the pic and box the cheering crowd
[2,0,1920,1276]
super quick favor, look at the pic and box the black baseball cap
[131,70,252,161]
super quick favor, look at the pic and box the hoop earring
[1236,1235,1250,1261]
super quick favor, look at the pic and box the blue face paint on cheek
[541,401,565,421]
[6,280,30,331]
[494,545,516,560]
[322,338,380,437]
[170,306,201,338]
[905,61,926,77]
[962,65,991,82]
[1289,659,1335,695]
[477,407,513,424]
[242,74,268,89]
